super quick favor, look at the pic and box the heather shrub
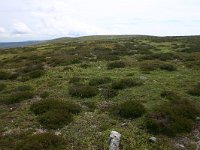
[188,83,200,96]
[114,100,146,119]
[159,63,177,71]
[30,99,81,115]
[38,110,73,129]
[146,98,200,136]
[0,82,6,91]
[107,61,126,69]
[89,77,111,86]
[68,84,99,98]
[15,133,66,150]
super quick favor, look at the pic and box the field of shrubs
[0,35,200,150]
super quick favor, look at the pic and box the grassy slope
[0,35,200,150]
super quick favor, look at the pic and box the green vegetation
[30,99,81,129]
[188,82,200,96]
[107,61,126,69]
[0,35,200,149]
[113,100,146,119]
[15,133,66,150]
[146,98,200,136]
[68,84,99,98]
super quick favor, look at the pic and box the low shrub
[139,61,159,72]
[114,100,146,119]
[27,70,45,79]
[68,84,99,98]
[161,91,180,100]
[188,83,200,96]
[107,61,126,69]
[68,77,81,84]
[0,71,17,80]
[89,77,111,86]
[146,98,200,136]
[0,83,6,91]
[30,99,81,129]
[159,63,177,71]
[0,91,34,104]
[100,87,118,99]
[111,78,143,90]
[40,91,49,99]
[38,110,73,129]
[79,63,90,68]
[15,85,33,92]
[30,99,81,115]
[15,133,66,150]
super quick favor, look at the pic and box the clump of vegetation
[107,61,126,69]
[159,63,177,71]
[68,76,81,84]
[0,82,6,91]
[188,83,200,96]
[68,84,99,98]
[79,63,90,68]
[40,91,49,99]
[161,90,180,100]
[38,110,73,129]
[146,98,200,136]
[100,87,118,99]
[0,85,34,104]
[113,100,146,119]
[30,99,81,115]
[0,71,17,80]
[16,133,66,150]
[139,61,159,72]
[89,77,111,86]
[111,78,143,90]
[30,99,81,129]
[27,70,45,79]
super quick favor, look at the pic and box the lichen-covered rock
[109,131,121,150]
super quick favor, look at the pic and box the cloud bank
[0,0,200,41]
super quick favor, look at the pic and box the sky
[0,0,200,42]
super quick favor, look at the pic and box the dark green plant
[114,100,146,119]
[146,98,200,136]
[0,82,6,91]
[188,83,200,96]
[161,91,180,100]
[159,63,177,71]
[0,91,34,104]
[30,99,81,115]
[107,61,126,69]
[15,133,66,150]
[38,110,73,129]
[89,77,111,86]
[100,87,118,99]
[68,84,99,98]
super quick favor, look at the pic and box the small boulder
[109,131,121,150]
[149,137,157,143]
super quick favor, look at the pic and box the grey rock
[149,137,157,143]
[109,131,121,150]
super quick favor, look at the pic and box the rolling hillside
[0,35,200,150]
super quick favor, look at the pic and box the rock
[196,117,200,121]
[55,131,61,136]
[149,137,157,143]
[176,144,185,149]
[109,131,121,150]
[121,123,128,127]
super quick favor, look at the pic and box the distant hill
[0,41,44,49]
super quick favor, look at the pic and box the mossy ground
[0,36,200,149]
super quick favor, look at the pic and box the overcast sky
[0,0,200,42]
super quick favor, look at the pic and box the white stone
[109,131,121,150]
[149,137,157,143]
